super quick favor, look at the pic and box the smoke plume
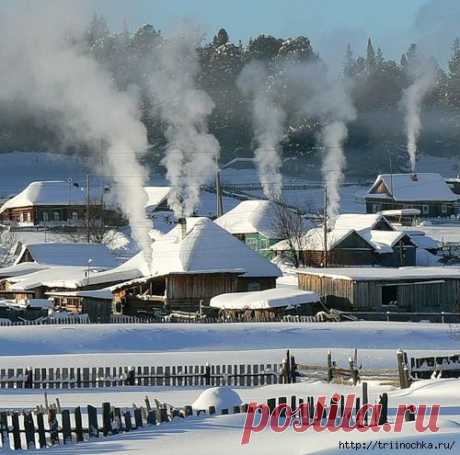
[284,62,356,222]
[237,62,286,200]
[402,63,436,173]
[0,3,153,266]
[147,24,220,217]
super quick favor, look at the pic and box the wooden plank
[102,402,112,436]
[23,411,35,449]
[48,408,59,445]
[124,411,132,431]
[74,407,84,442]
[10,412,21,449]
[88,405,99,438]
[48,368,54,389]
[36,412,47,448]
[0,412,8,449]
[82,368,89,388]
[134,408,143,428]
[62,409,72,444]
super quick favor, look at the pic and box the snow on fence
[0,382,392,451]
[410,353,460,379]
[0,362,284,390]
[0,396,244,450]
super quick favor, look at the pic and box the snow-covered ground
[11,379,460,454]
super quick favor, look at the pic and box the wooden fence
[0,382,392,451]
[0,362,282,390]
[0,396,245,451]
[410,353,460,379]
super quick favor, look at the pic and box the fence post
[48,407,59,445]
[11,412,21,450]
[74,407,84,442]
[397,350,409,389]
[134,408,143,429]
[102,402,112,436]
[441,312,445,324]
[0,412,7,449]
[124,410,132,431]
[24,411,36,449]
[87,405,99,438]
[36,410,47,448]
[62,409,72,444]
[378,393,388,425]
[362,382,368,426]
[386,311,390,322]
[327,351,333,382]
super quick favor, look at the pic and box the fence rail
[0,362,282,390]
[2,311,459,326]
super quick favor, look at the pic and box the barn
[365,173,458,217]
[112,217,282,316]
[298,267,460,313]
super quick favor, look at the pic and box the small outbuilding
[210,287,321,321]
[298,267,460,313]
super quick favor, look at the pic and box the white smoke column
[237,62,285,200]
[321,121,348,222]
[402,65,436,173]
[0,4,153,266]
[290,62,356,223]
[148,25,220,217]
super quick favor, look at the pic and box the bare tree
[0,227,17,265]
[271,201,312,268]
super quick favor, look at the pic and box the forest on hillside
[4,16,460,177]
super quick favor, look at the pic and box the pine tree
[213,28,229,47]
[343,44,355,78]
[448,38,460,106]
[366,37,376,73]
[376,47,384,67]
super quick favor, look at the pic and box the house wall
[237,276,277,292]
[298,272,460,312]
[241,233,280,259]
[366,198,455,217]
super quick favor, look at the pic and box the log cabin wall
[298,272,460,312]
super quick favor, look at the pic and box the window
[53,211,60,221]
[72,211,78,221]
[246,238,258,250]
[372,203,381,213]
[422,205,429,215]
[26,212,31,222]
[248,281,261,291]
[42,212,49,222]
[381,285,398,306]
[441,204,448,215]
[19,212,24,223]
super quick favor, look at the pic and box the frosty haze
[0,4,153,266]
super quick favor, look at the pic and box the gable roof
[299,228,373,252]
[359,230,411,253]
[334,214,394,232]
[0,181,91,213]
[15,242,118,268]
[151,218,282,277]
[215,200,280,239]
[144,186,171,212]
[0,262,49,279]
[366,173,457,202]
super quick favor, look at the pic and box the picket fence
[0,362,282,390]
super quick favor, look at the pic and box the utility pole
[323,185,328,268]
[86,174,90,243]
[216,169,223,218]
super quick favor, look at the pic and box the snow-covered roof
[0,181,91,213]
[367,173,458,202]
[359,230,408,253]
[334,214,394,232]
[210,287,319,310]
[298,266,460,281]
[144,186,171,211]
[300,228,365,251]
[215,200,281,239]
[46,288,113,300]
[111,218,282,289]
[151,218,281,278]
[380,209,421,217]
[15,242,118,268]
[6,266,107,291]
[0,262,49,278]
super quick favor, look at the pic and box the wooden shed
[298,267,460,313]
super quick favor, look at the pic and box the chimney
[178,217,187,240]
[411,174,418,182]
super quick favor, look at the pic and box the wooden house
[298,267,460,313]
[112,217,282,316]
[0,181,101,226]
[365,173,458,217]
[271,214,416,267]
[215,200,284,257]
